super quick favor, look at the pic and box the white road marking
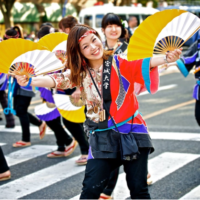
[5,145,56,166]
[0,125,72,136]
[139,84,177,96]
[70,152,200,200]
[0,143,6,146]
[0,125,54,135]
[179,185,200,199]
[150,132,200,141]
[0,156,85,199]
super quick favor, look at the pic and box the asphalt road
[0,69,200,199]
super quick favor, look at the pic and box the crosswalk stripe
[179,185,200,199]
[70,152,200,200]
[112,152,200,199]
[0,125,54,135]
[5,145,56,166]
[0,156,85,199]
[0,143,6,146]
[1,128,200,142]
[139,84,177,96]
[150,132,200,141]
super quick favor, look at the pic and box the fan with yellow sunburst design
[127,9,200,61]
[37,32,68,64]
[53,94,86,123]
[0,39,64,78]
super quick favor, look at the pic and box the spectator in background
[58,15,78,34]
[127,16,138,39]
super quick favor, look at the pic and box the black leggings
[46,116,73,151]
[0,90,15,127]
[14,95,42,142]
[195,100,200,126]
[0,147,9,173]
[102,168,119,196]
[80,148,150,199]
[62,118,89,155]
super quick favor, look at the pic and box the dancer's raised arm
[15,75,56,88]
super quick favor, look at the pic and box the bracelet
[163,55,169,63]
[24,77,32,88]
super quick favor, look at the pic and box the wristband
[163,55,169,63]
[24,77,32,88]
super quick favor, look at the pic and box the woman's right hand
[15,75,29,86]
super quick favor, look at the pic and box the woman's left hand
[166,49,182,63]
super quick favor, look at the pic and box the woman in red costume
[15,24,181,199]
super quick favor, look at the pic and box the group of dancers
[0,11,199,199]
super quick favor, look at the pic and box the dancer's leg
[62,118,89,155]
[124,148,150,199]
[14,95,32,142]
[46,116,73,151]
[80,159,121,199]
[195,100,200,126]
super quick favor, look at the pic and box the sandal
[13,141,31,147]
[0,170,11,182]
[64,139,78,157]
[0,175,11,181]
[99,193,113,200]
[47,151,66,158]
[75,155,88,165]
[147,173,153,185]
[39,121,47,139]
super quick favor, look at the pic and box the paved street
[0,69,200,199]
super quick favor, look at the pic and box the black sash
[98,56,113,129]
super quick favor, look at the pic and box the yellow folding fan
[37,32,68,64]
[53,94,86,123]
[0,39,64,77]
[127,9,200,61]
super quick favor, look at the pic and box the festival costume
[176,40,200,126]
[50,53,159,198]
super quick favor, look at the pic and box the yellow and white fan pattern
[128,9,200,60]
[0,39,64,77]
[37,32,68,64]
[53,94,86,123]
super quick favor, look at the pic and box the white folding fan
[34,103,60,121]
[37,32,68,64]
[0,39,64,77]
[128,9,200,60]
[53,94,86,123]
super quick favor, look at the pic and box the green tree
[0,0,15,28]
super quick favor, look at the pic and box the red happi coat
[50,55,159,159]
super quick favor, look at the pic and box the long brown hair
[58,16,78,32]
[67,24,111,86]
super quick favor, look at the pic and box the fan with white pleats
[128,9,200,60]
[11,50,64,77]
[34,103,60,121]
[53,94,86,123]
[0,38,64,77]
[37,32,68,64]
